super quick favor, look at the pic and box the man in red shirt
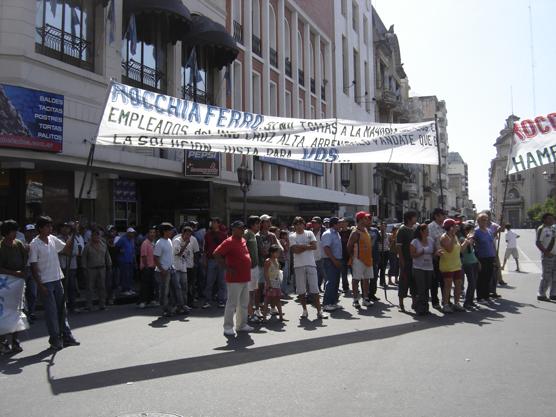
[214,220,254,336]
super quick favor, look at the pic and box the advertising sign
[0,84,64,152]
[185,151,220,176]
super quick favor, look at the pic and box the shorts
[504,247,519,260]
[441,270,463,281]
[265,287,282,298]
[294,266,319,295]
[248,266,260,291]
[351,257,374,280]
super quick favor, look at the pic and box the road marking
[516,246,541,273]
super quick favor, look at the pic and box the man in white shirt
[29,216,80,351]
[427,208,446,309]
[536,213,556,301]
[155,222,184,317]
[502,224,520,272]
[310,217,326,292]
[173,224,199,310]
[58,221,84,312]
[289,217,326,319]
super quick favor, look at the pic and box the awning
[123,0,192,44]
[183,15,239,69]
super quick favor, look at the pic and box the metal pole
[434,114,444,210]
[242,188,247,223]
[77,141,96,217]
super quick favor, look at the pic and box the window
[122,17,168,93]
[341,0,347,16]
[285,90,292,117]
[297,30,304,85]
[232,61,243,110]
[252,0,261,56]
[269,4,278,67]
[352,2,359,32]
[232,0,243,44]
[364,61,371,112]
[35,0,96,71]
[342,35,349,95]
[252,72,261,113]
[310,38,316,94]
[298,98,304,118]
[181,46,211,103]
[353,49,359,101]
[284,19,291,77]
[363,15,369,44]
[269,82,277,116]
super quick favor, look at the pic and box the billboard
[185,151,220,176]
[0,84,64,152]
[259,156,324,176]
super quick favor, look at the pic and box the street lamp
[341,163,351,190]
[237,161,252,223]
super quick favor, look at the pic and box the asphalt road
[1,229,555,417]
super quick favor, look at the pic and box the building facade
[490,115,554,227]
[446,152,475,219]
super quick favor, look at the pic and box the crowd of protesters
[1,208,555,353]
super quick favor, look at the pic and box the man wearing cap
[348,211,374,308]
[322,217,343,312]
[427,208,447,309]
[155,222,185,317]
[214,220,254,336]
[310,217,326,292]
[115,227,137,296]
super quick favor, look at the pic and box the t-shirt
[396,225,414,265]
[172,235,199,271]
[244,229,259,268]
[256,231,282,267]
[460,236,478,265]
[153,237,174,271]
[140,239,155,269]
[410,237,434,271]
[0,239,27,272]
[505,230,518,249]
[536,224,556,256]
[29,235,66,283]
[321,228,342,259]
[213,236,251,283]
[289,230,317,268]
[115,236,135,264]
[312,229,323,261]
[474,227,496,258]
[427,221,445,252]
[204,230,227,259]
[58,234,83,270]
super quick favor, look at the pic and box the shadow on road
[34,297,529,395]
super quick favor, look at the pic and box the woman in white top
[410,224,435,315]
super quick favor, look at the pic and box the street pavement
[1,229,555,417]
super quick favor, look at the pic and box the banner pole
[435,114,444,210]
[76,141,96,216]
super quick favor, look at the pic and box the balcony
[402,182,418,197]
[310,78,316,94]
[252,35,261,57]
[233,20,243,44]
[121,59,166,92]
[270,48,278,68]
[377,90,398,108]
[298,69,305,86]
[285,58,292,77]
[181,85,212,104]
[35,24,94,71]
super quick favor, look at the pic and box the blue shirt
[115,236,135,264]
[474,227,495,258]
[321,228,342,259]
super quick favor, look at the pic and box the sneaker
[332,304,343,310]
[237,324,254,332]
[352,300,361,309]
[316,311,328,319]
[270,307,279,315]
[499,281,508,286]
[362,299,372,307]
[0,340,11,355]
[202,302,211,309]
[463,303,474,310]
[217,302,226,308]
[10,341,23,354]
[550,296,556,301]
[442,304,453,313]
[49,342,63,351]
[432,303,441,310]
[300,309,308,318]
[62,336,80,347]
[537,295,550,301]
[323,304,337,312]
[453,303,465,312]
[138,302,147,309]
[223,328,235,336]
[249,315,261,324]
[369,295,380,302]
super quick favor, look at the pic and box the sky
[373,0,556,211]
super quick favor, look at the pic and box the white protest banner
[0,275,29,335]
[510,112,556,173]
[96,82,439,165]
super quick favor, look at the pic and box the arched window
[269,4,277,67]
[284,18,291,76]
[297,30,304,86]
[252,0,261,56]
[508,188,520,199]
[309,38,315,93]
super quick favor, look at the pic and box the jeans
[186,267,197,302]
[463,262,479,305]
[176,270,188,306]
[315,259,326,291]
[85,267,106,309]
[63,269,78,311]
[430,258,442,305]
[118,262,134,292]
[223,282,249,331]
[477,257,495,299]
[378,252,389,287]
[387,252,399,278]
[41,280,73,344]
[413,268,432,314]
[341,258,351,291]
[157,269,183,313]
[106,265,119,302]
[204,259,226,303]
[140,267,156,304]
[323,258,341,306]
[539,256,556,297]
[25,268,37,315]
[280,258,291,294]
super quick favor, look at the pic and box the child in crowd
[262,244,286,321]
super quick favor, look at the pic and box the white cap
[25,224,35,231]
[126,227,136,233]
[260,214,272,221]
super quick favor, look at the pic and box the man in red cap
[347,211,374,308]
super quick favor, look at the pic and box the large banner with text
[96,82,439,165]
[510,112,556,173]
[0,84,64,152]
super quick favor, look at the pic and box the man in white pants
[502,224,520,272]
[214,221,254,336]
[536,213,556,301]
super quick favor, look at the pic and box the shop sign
[185,151,219,176]
[0,84,63,152]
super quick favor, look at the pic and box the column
[325,42,333,118]
[291,11,299,117]
[303,23,311,118]
[243,0,253,112]
[277,0,286,115]
[261,0,270,114]
[315,34,322,118]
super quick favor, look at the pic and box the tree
[528,198,556,222]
